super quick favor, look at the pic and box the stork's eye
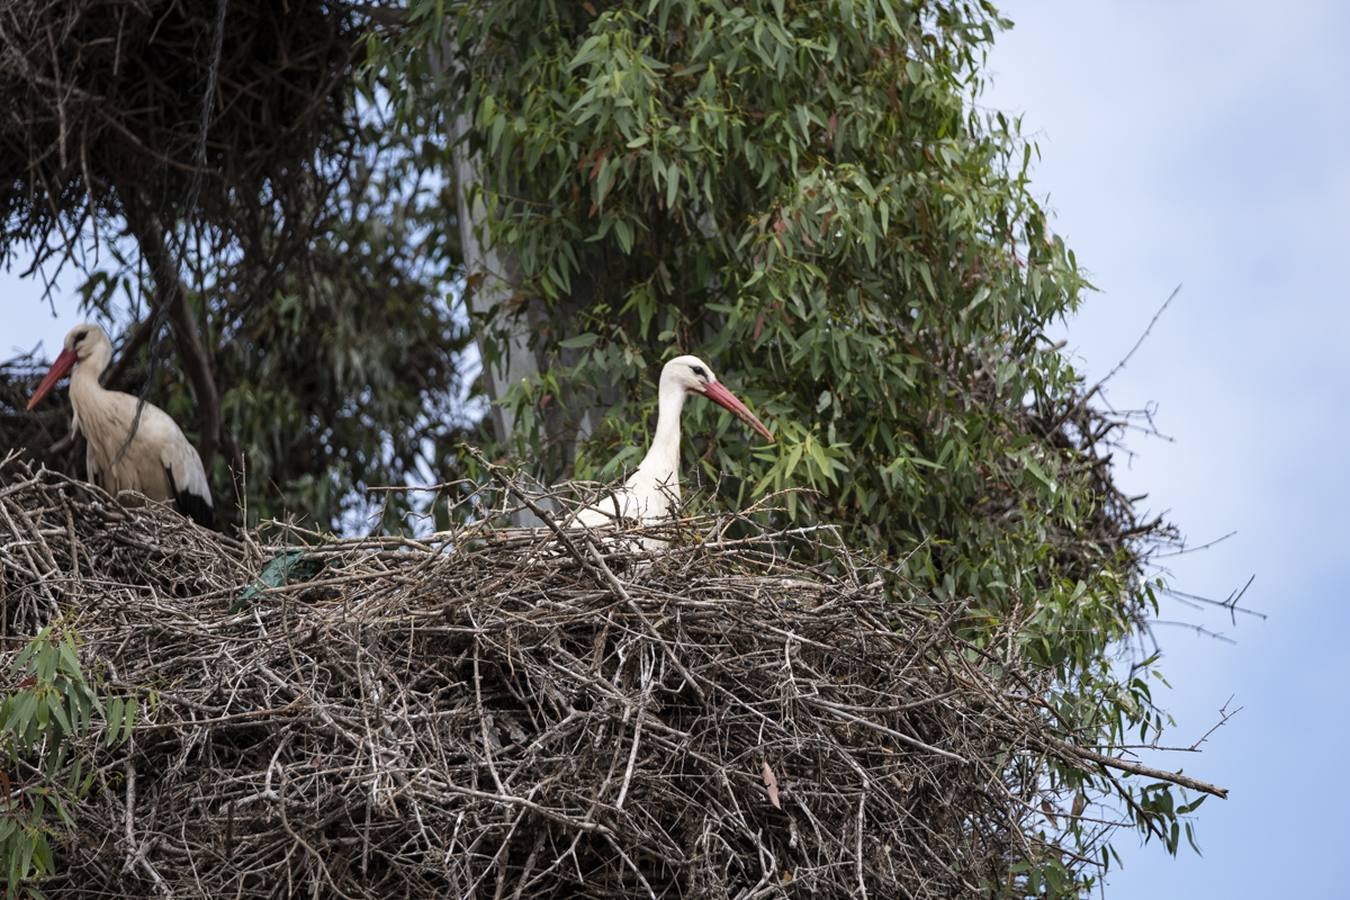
[690,365,707,378]
[73,331,87,344]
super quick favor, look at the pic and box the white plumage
[28,324,214,527]
[570,354,773,535]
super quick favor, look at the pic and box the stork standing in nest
[28,323,214,527]
[571,355,773,537]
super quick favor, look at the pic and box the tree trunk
[451,111,543,452]
[123,205,226,476]
[449,117,620,480]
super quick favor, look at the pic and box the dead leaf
[762,759,781,809]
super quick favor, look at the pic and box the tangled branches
[0,458,1223,897]
[0,0,375,278]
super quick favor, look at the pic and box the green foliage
[73,101,472,531]
[0,627,134,897]
[383,0,1199,889]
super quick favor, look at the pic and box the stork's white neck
[68,341,114,419]
[70,342,112,395]
[634,377,688,482]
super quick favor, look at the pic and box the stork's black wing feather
[165,465,215,528]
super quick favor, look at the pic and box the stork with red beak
[28,324,214,527]
[571,354,773,533]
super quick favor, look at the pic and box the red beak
[26,348,78,411]
[701,381,775,442]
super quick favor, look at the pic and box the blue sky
[983,2,1350,895]
[4,3,1346,894]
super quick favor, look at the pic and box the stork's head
[661,354,774,442]
[26,323,112,410]
[62,323,111,360]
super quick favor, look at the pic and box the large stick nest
[0,457,1216,897]
[0,0,371,270]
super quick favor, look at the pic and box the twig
[1046,737,1229,799]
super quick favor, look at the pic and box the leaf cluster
[0,627,133,897]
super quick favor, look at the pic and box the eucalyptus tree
[383,1,1209,891]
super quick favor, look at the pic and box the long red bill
[701,381,775,442]
[26,348,78,411]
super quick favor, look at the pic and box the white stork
[27,323,215,527]
[571,354,773,536]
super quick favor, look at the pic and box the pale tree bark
[450,111,544,451]
[449,113,617,475]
